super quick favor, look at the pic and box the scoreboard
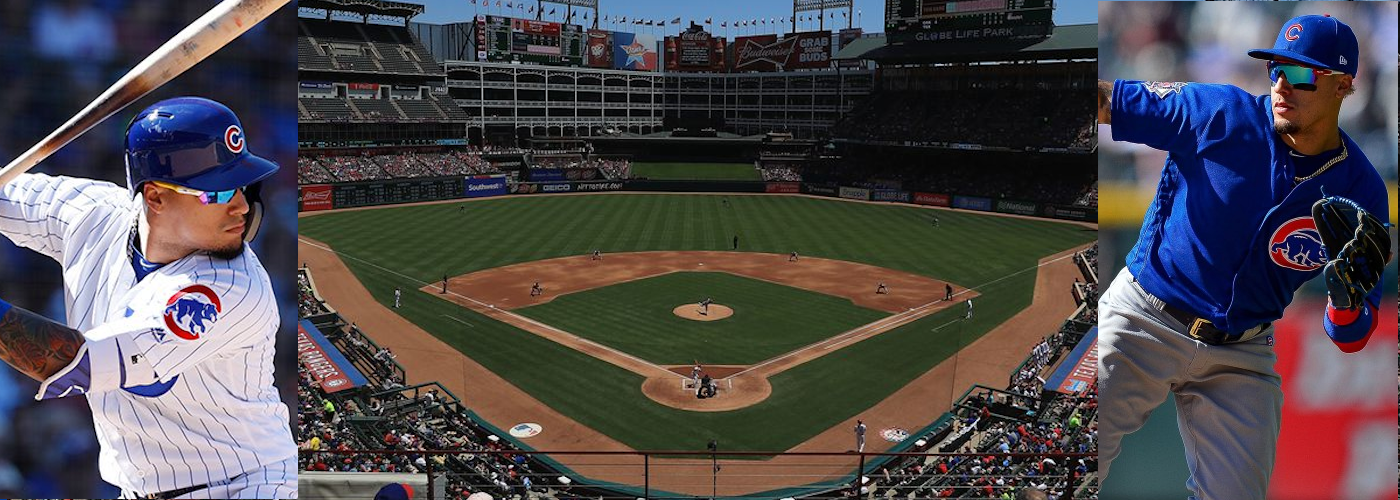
[886,0,1053,44]
[476,15,584,66]
[332,178,461,209]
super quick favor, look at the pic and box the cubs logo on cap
[163,284,222,340]
[1268,217,1326,271]
[1284,23,1302,41]
[1247,14,1359,76]
[225,125,245,154]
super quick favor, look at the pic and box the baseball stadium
[295,1,1099,499]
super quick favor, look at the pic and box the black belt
[1160,303,1270,346]
[142,474,244,500]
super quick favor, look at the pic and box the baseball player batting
[0,98,295,498]
[1097,14,1390,500]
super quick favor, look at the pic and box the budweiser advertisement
[300,184,333,212]
[731,31,831,72]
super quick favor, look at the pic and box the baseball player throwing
[1097,15,1390,499]
[0,98,295,498]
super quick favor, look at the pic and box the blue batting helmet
[124,97,277,196]
[125,97,277,241]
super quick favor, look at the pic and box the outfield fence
[298,449,1097,500]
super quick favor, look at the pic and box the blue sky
[409,0,1097,32]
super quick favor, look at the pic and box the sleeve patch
[1143,81,1187,98]
[163,284,222,341]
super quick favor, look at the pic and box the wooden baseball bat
[0,0,291,188]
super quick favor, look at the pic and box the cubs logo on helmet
[1268,217,1326,271]
[163,284,223,341]
[225,125,245,154]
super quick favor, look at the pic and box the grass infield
[515,272,888,365]
[300,194,1095,451]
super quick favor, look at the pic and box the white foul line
[442,315,474,328]
[728,250,1081,379]
[300,237,680,378]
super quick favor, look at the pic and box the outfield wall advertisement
[465,175,509,198]
[872,189,910,203]
[765,182,801,193]
[912,192,951,207]
[994,199,1038,216]
[953,196,993,211]
[839,186,871,201]
[300,184,334,211]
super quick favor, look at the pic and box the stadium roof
[835,24,1096,63]
[300,0,425,19]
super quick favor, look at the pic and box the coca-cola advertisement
[731,31,831,72]
[665,27,725,72]
[586,29,612,68]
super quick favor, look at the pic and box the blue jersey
[1111,80,1388,334]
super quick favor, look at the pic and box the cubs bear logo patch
[163,284,222,340]
[1143,81,1188,98]
[1268,217,1326,271]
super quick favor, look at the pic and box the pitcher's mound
[673,304,733,321]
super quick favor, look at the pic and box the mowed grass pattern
[516,272,888,365]
[300,194,1096,451]
[631,162,763,181]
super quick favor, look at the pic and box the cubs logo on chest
[1268,217,1325,271]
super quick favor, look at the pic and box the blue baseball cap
[1247,14,1358,76]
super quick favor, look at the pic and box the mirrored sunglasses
[150,181,240,205]
[1267,61,1343,91]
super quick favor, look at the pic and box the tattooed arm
[1098,80,1112,125]
[0,300,83,382]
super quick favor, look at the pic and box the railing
[298,449,1096,500]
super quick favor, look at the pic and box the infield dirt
[299,236,1090,495]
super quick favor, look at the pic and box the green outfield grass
[299,194,1096,451]
[516,272,887,365]
[631,162,763,181]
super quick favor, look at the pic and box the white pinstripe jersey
[0,174,294,495]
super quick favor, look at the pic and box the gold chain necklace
[1293,142,1347,183]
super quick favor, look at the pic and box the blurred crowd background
[0,0,296,497]
[1098,2,1397,500]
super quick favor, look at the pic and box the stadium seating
[300,97,360,121]
[300,18,441,75]
[434,95,473,120]
[298,156,339,184]
[348,98,405,121]
[832,88,1096,151]
[316,155,390,182]
[372,153,437,179]
[298,36,334,70]
[396,99,447,120]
